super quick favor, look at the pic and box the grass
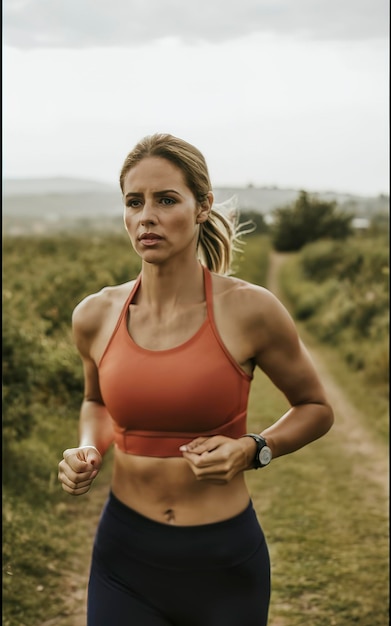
[238,239,388,624]
[246,369,388,626]
[2,233,389,625]
[278,252,389,445]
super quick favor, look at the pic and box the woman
[58,133,334,626]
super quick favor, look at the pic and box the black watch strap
[241,433,272,469]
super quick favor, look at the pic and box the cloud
[3,0,389,49]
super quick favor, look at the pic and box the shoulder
[72,280,136,353]
[211,273,297,343]
[72,281,134,329]
[211,273,282,316]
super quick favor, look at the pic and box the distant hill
[2,177,117,196]
[2,177,389,236]
[212,186,389,215]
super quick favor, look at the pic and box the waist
[95,490,265,572]
[107,489,256,532]
[111,453,251,525]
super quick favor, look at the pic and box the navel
[164,508,176,524]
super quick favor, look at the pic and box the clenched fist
[58,445,102,495]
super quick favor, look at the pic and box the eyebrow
[124,189,183,199]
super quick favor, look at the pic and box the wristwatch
[241,433,272,469]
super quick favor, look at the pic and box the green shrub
[234,234,271,285]
[271,191,353,251]
[280,236,389,386]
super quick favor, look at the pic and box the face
[123,157,211,265]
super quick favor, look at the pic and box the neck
[139,258,205,309]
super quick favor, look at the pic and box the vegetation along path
[43,251,388,626]
[267,252,389,500]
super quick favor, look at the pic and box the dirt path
[265,251,388,626]
[43,252,388,625]
[41,486,109,626]
[267,251,389,501]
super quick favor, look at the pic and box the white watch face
[259,446,272,466]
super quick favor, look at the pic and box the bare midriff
[111,448,251,526]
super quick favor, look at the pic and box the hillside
[2,177,116,196]
[2,177,389,236]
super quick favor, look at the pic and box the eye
[126,199,142,209]
[160,197,175,206]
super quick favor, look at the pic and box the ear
[196,191,214,223]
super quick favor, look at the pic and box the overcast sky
[3,0,389,196]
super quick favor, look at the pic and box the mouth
[138,233,163,245]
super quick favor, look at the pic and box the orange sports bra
[98,265,252,457]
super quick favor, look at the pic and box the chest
[127,302,208,351]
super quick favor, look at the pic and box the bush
[279,236,389,386]
[271,191,353,251]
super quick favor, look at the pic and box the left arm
[253,291,334,459]
[181,287,333,481]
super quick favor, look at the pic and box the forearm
[260,402,334,460]
[78,399,115,457]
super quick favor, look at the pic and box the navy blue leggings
[87,491,270,626]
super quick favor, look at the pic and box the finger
[60,469,98,486]
[180,436,222,455]
[59,460,98,483]
[179,437,210,453]
[62,448,101,473]
[58,461,98,484]
[183,448,235,474]
[59,472,95,490]
[58,457,99,483]
[191,466,232,484]
[61,481,93,496]
[79,447,103,468]
[182,445,229,468]
[62,453,90,474]
[181,450,213,467]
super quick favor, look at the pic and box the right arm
[58,295,115,496]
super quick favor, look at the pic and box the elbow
[323,402,335,434]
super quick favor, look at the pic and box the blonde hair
[119,133,252,275]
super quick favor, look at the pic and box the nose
[139,200,157,225]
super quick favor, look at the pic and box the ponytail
[198,196,254,275]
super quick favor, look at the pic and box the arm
[181,287,333,480]
[77,357,115,456]
[254,292,334,459]
[58,296,115,496]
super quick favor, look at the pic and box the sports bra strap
[202,265,215,323]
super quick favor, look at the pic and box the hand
[179,436,252,484]
[58,446,102,496]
